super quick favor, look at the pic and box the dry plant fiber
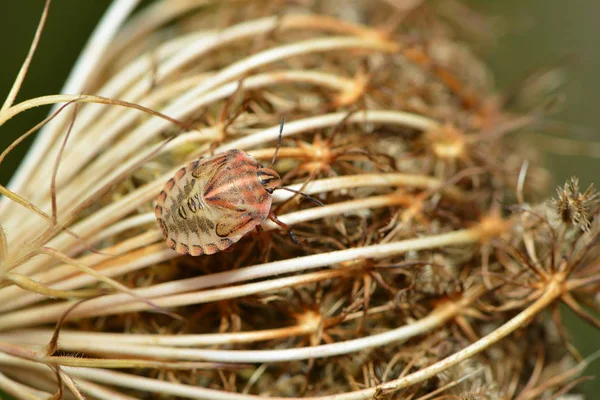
[0,1,599,399]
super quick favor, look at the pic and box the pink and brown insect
[155,118,323,256]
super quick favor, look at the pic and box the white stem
[0,190,434,312]
[16,299,462,363]
[0,226,483,329]
[0,278,562,400]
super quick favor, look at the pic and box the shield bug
[155,118,323,256]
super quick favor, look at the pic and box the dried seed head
[1,0,597,398]
[552,176,600,232]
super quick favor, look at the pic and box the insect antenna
[270,116,325,207]
[275,186,324,207]
[270,116,285,167]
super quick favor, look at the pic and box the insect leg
[267,211,298,244]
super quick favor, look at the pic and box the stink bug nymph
[155,118,323,256]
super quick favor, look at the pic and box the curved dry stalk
[3,13,390,217]
[0,371,53,400]
[5,287,484,364]
[0,305,397,349]
[1,168,455,284]
[69,377,140,400]
[0,222,6,266]
[0,231,162,313]
[0,190,414,312]
[1,0,140,213]
[220,110,437,154]
[3,273,103,299]
[0,324,313,348]
[0,0,50,113]
[0,340,238,370]
[2,109,437,264]
[0,218,503,330]
[0,276,569,400]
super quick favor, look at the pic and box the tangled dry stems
[0,0,598,399]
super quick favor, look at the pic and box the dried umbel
[0,1,598,399]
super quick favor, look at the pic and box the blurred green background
[0,0,598,397]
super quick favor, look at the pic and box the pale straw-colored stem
[48,70,352,205]
[0,222,493,330]
[219,110,437,153]
[0,371,52,400]
[0,304,392,347]
[0,276,566,399]
[9,289,481,363]
[1,0,139,215]
[0,0,50,113]
[8,109,437,275]
[0,324,314,347]
[70,377,140,400]
[0,179,461,311]
[16,13,386,211]
[0,191,418,312]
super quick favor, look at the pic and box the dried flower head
[0,1,598,399]
[552,176,600,232]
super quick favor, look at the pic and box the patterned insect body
[155,149,284,256]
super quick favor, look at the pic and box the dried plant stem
[70,377,139,400]
[0,371,52,400]
[0,191,418,313]
[0,324,314,347]
[0,306,395,348]
[6,170,448,279]
[221,111,437,153]
[3,273,101,300]
[263,192,414,230]
[4,287,485,363]
[323,272,568,400]
[3,109,437,262]
[0,0,50,113]
[0,275,567,400]
[0,218,504,330]
[0,94,190,136]
[0,223,6,266]
[2,14,389,218]
[1,0,139,213]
